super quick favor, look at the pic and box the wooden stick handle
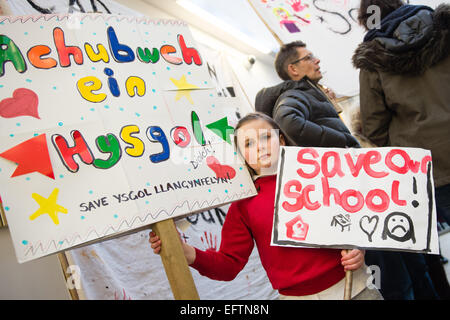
[343,249,353,300]
[151,219,200,300]
[57,252,80,300]
[247,0,284,46]
[344,270,353,300]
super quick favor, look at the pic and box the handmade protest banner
[0,14,256,263]
[272,146,439,254]
[248,0,365,96]
[248,0,444,96]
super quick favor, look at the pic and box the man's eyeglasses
[289,54,317,65]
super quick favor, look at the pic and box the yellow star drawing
[29,188,68,225]
[170,75,199,105]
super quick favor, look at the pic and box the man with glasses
[255,41,359,148]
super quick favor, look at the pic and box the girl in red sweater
[150,112,382,299]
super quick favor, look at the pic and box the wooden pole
[0,202,7,228]
[344,270,353,300]
[343,250,353,300]
[151,219,200,300]
[247,0,283,46]
[57,252,80,300]
[247,0,348,109]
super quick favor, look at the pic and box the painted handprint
[286,0,309,12]
[200,231,218,251]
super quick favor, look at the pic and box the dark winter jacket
[255,78,360,148]
[352,4,450,187]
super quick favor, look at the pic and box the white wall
[0,227,70,299]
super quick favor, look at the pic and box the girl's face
[236,119,286,175]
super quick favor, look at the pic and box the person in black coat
[255,40,359,148]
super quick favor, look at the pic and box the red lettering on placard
[302,185,320,210]
[52,130,94,172]
[344,152,365,177]
[282,180,303,212]
[340,189,364,213]
[177,34,202,65]
[297,148,320,179]
[365,189,390,212]
[386,149,410,174]
[421,155,432,174]
[322,151,345,178]
[392,180,407,206]
[408,159,421,173]
[364,150,388,178]
[53,27,83,67]
[321,177,341,207]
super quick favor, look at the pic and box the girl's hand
[149,231,162,254]
[341,249,365,271]
[148,230,196,265]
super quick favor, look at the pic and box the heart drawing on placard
[0,88,40,119]
[206,156,236,180]
[359,215,379,242]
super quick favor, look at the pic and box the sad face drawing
[382,212,416,244]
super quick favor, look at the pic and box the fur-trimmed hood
[353,4,450,75]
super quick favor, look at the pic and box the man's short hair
[274,41,306,81]
[358,0,404,30]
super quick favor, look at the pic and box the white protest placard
[0,13,256,263]
[272,146,439,254]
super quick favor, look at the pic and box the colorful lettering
[77,76,107,103]
[136,47,160,63]
[27,45,57,69]
[107,26,135,63]
[160,45,182,65]
[84,43,110,63]
[104,68,120,97]
[52,130,94,172]
[93,134,122,169]
[191,111,206,146]
[171,126,191,148]
[147,126,170,163]
[125,76,146,97]
[120,125,145,157]
[177,34,202,65]
[0,35,27,76]
[53,27,83,67]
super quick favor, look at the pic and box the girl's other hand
[341,249,365,271]
[148,230,196,265]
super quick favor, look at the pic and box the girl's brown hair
[233,112,292,176]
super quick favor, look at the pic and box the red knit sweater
[190,175,345,296]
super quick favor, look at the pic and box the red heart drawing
[0,88,40,119]
[206,156,236,180]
